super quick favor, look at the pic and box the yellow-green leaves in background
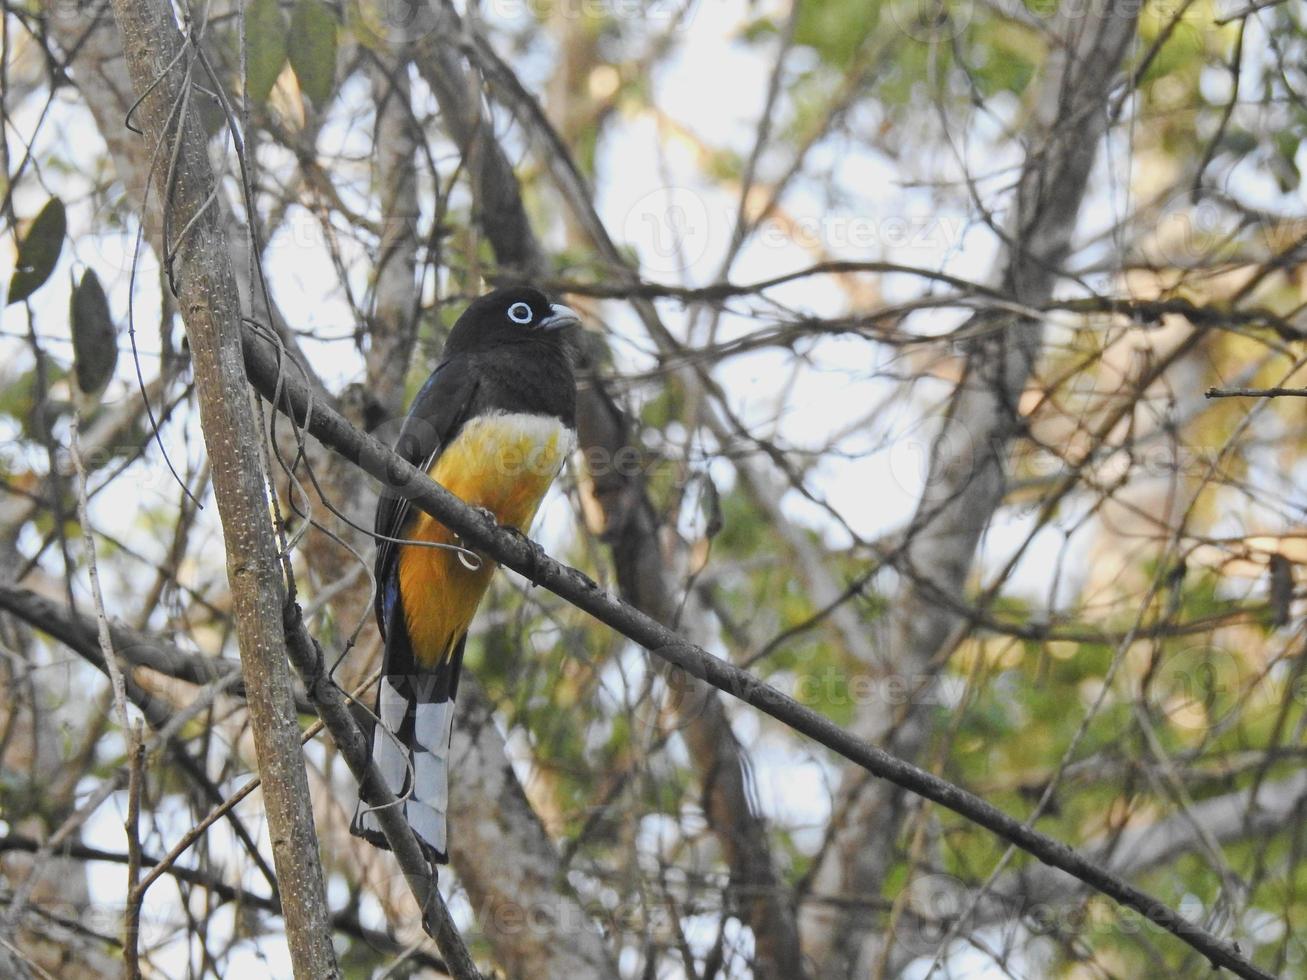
[246,0,289,105]
[288,0,337,108]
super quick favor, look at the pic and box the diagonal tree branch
[877,768,1307,977]
[990,768,1307,930]
[104,2,498,976]
[238,320,1272,980]
[0,584,315,711]
[0,582,481,976]
[0,584,286,909]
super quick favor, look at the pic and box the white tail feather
[353,679,456,859]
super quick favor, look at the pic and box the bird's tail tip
[351,676,456,865]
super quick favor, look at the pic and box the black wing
[373,356,480,637]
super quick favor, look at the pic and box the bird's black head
[443,286,580,356]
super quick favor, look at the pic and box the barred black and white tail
[351,639,465,864]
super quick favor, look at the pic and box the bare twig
[1206,386,1307,398]
[68,419,131,735]
[123,728,145,980]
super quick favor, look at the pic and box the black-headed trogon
[350,286,579,863]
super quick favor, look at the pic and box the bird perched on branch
[351,286,579,863]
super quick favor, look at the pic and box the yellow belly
[397,412,573,667]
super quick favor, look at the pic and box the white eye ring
[506,301,533,324]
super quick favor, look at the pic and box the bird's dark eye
[506,301,533,325]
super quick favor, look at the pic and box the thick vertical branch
[443,676,620,979]
[799,4,1141,975]
[39,7,605,972]
[106,2,339,977]
[365,54,422,412]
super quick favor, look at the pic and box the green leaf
[793,0,877,68]
[8,197,66,305]
[70,269,118,396]
[287,0,337,108]
[246,0,289,104]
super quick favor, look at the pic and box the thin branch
[0,586,315,714]
[123,730,145,980]
[1206,386,1307,398]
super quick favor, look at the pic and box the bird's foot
[500,524,545,586]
